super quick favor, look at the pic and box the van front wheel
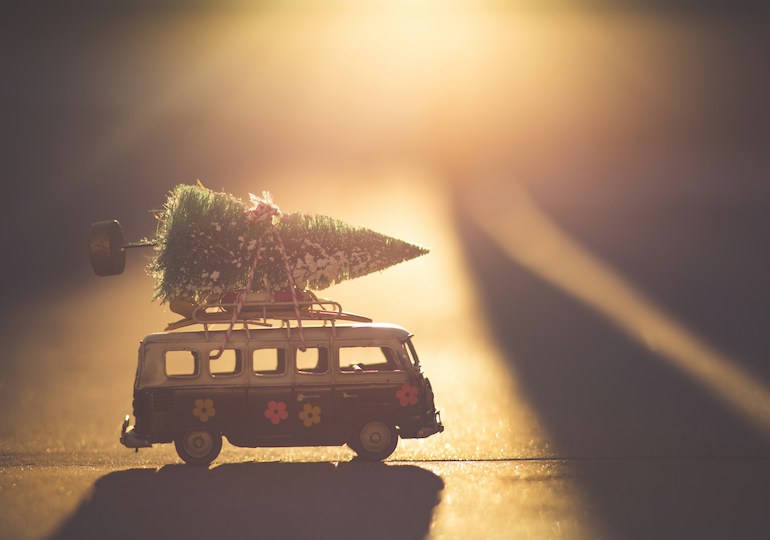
[349,420,398,461]
[175,429,222,466]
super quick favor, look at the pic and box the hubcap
[360,421,391,453]
[184,430,213,459]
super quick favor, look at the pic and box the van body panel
[172,386,246,440]
[292,342,335,440]
[128,324,443,455]
[246,344,293,440]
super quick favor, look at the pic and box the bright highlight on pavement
[467,180,770,438]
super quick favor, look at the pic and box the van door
[333,343,409,437]
[246,345,293,439]
[202,347,248,440]
[292,344,334,442]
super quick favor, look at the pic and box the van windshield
[404,338,420,369]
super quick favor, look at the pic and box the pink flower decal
[396,384,419,407]
[264,400,289,425]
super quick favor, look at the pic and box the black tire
[89,220,126,276]
[175,429,222,466]
[349,420,398,461]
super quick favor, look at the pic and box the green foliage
[150,184,265,304]
[150,184,429,304]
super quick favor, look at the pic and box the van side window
[338,347,399,372]
[253,348,286,376]
[296,347,329,374]
[209,349,241,376]
[165,350,198,377]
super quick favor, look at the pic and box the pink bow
[245,191,280,222]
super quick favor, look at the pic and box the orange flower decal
[192,398,216,422]
[299,403,321,427]
[264,400,289,425]
[396,384,419,406]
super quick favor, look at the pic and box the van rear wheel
[349,420,398,461]
[175,429,222,466]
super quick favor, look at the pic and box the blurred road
[2,3,770,540]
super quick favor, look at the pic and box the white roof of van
[142,323,411,345]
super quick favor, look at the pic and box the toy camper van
[120,298,444,465]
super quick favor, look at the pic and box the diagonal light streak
[466,181,770,436]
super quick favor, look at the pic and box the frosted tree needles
[149,184,429,305]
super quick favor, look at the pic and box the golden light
[3,5,734,538]
[467,180,770,436]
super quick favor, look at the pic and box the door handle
[296,393,320,402]
[342,392,358,399]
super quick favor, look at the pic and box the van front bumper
[402,410,444,439]
[120,415,152,449]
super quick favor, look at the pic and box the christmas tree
[149,184,429,305]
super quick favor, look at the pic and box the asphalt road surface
[3,173,770,539]
[2,4,770,539]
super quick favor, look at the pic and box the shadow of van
[50,462,444,540]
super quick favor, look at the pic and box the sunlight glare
[467,180,770,437]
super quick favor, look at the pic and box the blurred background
[1,1,770,539]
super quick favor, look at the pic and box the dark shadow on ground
[453,182,770,458]
[452,183,770,538]
[50,462,443,540]
[551,457,770,540]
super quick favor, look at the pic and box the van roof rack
[165,297,372,333]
